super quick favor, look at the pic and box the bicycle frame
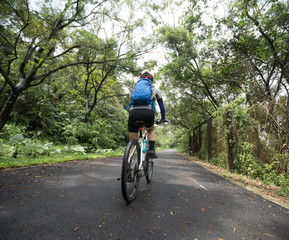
[125,126,147,175]
[137,126,148,174]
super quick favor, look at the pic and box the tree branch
[50,45,81,60]
[0,65,15,90]
[244,2,289,85]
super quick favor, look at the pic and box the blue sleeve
[157,99,166,120]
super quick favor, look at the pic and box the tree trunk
[0,91,20,131]
[226,111,235,171]
[188,133,193,155]
[198,125,202,157]
[192,129,198,155]
[206,116,212,162]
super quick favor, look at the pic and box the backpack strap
[151,88,157,112]
[152,91,157,101]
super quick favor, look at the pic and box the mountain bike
[121,120,167,203]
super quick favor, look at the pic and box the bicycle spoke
[128,146,136,162]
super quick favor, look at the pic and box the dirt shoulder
[182,153,289,210]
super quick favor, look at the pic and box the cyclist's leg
[145,116,158,158]
[129,132,138,140]
[128,109,139,140]
[146,126,156,156]
[146,126,155,141]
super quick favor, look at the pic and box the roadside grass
[0,147,168,169]
[0,150,123,169]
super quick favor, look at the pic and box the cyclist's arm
[157,98,166,120]
[153,88,166,120]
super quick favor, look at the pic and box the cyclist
[128,72,166,158]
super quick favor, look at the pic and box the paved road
[0,150,288,240]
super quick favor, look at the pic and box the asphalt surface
[0,149,288,240]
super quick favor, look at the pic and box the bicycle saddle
[135,121,145,127]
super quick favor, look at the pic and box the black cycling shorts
[128,108,154,133]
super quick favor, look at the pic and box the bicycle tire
[121,139,140,203]
[144,149,154,183]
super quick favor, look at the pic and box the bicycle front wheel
[144,150,154,183]
[121,140,140,203]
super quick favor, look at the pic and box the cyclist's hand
[160,119,169,124]
[155,119,169,124]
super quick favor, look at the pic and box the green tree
[217,0,289,103]
[70,30,119,121]
[0,0,109,130]
[0,0,157,131]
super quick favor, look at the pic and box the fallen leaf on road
[201,208,205,211]
[264,233,275,237]
[208,226,213,234]
[149,230,156,235]
[74,227,80,231]
[170,211,174,215]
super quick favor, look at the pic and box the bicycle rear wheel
[144,150,154,183]
[121,140,140,203]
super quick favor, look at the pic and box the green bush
[0,133,87,159]
[209,152,227,168]
[234,141,263,179]
[0,124,25,140]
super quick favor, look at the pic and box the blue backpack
[127,78,155,110]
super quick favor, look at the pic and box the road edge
[179,152,289,211]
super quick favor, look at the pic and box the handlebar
[155,119,169,125]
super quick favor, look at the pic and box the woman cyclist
[128,72,166,158]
